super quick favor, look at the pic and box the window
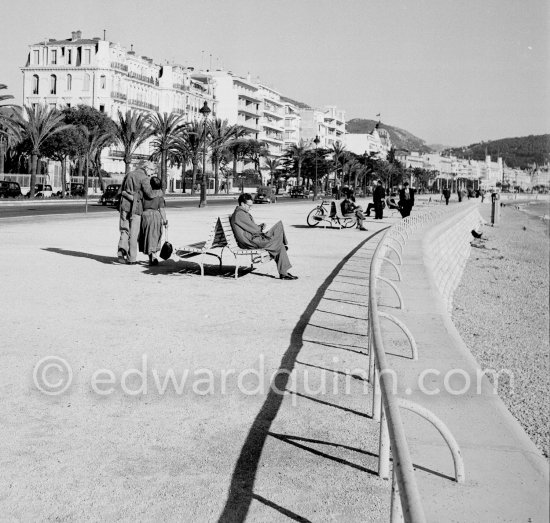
[99,105,105,113]
[66,74,72,91]
[32,75,39,94]
[33,50,39,65]
[50,75,57,94]
[51,50,57,65]
[84,49,91,64]
[67,49,72,65]
[83,73,90,91]
[100,75,106,89]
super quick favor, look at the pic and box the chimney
[76,30,82,39]
[71,31,76,40]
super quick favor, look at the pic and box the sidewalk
[376,203,549,521]
[0,199,399,521]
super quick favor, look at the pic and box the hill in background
[442,135,550,170]
[346,118,432,153]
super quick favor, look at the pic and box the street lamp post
[313,135,320,200]
[199,101,211,208]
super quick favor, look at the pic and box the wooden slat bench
[176,215,271,278]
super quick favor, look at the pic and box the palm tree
[176,120,204,196]
[243,139,269,175]
[263,157,282,187]
[148,112,187,190]
[79,125,116,196]
[114,110,153,175]
[285,139,309,186]
[0,84,20,174]
[15,104,72,198]
[208,119,246,194]
[329,142,347,187]
[224,137,249,193]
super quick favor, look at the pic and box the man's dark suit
[398,187,415,218]
[373,184,386,219]
[230,206,291,276]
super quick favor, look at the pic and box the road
[0,195,310,220]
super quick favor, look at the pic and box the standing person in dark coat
[442,188,451,205]
[118,160,157,264]
[373,180,386,219]
[398,182,415,218]
[230,193,297,280]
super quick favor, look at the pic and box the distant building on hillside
[346,124,392,159]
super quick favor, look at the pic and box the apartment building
[21,30,215,174]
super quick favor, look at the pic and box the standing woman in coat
[139,176,168,265]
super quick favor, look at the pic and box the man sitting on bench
[230,193,298,280]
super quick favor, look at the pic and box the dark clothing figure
[442,189,451,205]
[373,184,386,219]
[341,196,366,230]
[398,185,415,218]
[457,189,463,202]
[230,206,291,277]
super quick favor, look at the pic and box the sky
[1,0,549,146]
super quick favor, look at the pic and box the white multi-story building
[21,30,215,175]
[258,84,284,157]
[347,125,392,159]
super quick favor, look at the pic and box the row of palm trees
[0,84,410,198]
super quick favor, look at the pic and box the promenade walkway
[0,199,397,521]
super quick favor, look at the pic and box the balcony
[111,62,129,72]
[238,104,260,117]
[173,83,185,91]
[127,71,159,86]
[263,135,283,145]
[263,120,283,132]
[128,99,159,111]
[111,91,127,101]
[263,106,282,119]
[238,91,262,103]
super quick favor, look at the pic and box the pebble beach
[452,199,550,458]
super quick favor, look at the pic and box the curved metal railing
[368,204,464,522]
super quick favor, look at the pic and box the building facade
[21,31,215,175]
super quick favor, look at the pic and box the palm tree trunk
[161,149,167,191]
[191,160,198,196]
[125,158,131,175]
[96,152,106,191]
[60,158,67,199]
[297,163,302,186]
[214,157,220,195]
[29,153,38,198]
[84,156,89,196]
[0,139,5,174]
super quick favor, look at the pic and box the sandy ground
[452,199,550,458]
[0,199,398,521]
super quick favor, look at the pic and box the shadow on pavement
[217,229,385,523]
[268,432,378,475]
[42,247,117,264]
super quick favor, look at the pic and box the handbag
[159,226,173,260]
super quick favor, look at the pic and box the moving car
[100,184,122,206]
[290,186,310,198]
[253,186,275,204]
[0,181,22,198]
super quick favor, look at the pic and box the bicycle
[306,199,357,229]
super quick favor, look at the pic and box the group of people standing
[117,161,168,266]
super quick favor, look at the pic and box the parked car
[0,181,22,198]
[70,183,86,197]
[253,186,275,204]
[100,184,122,207]
[34,184,53,198]
[290,186,310,198]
